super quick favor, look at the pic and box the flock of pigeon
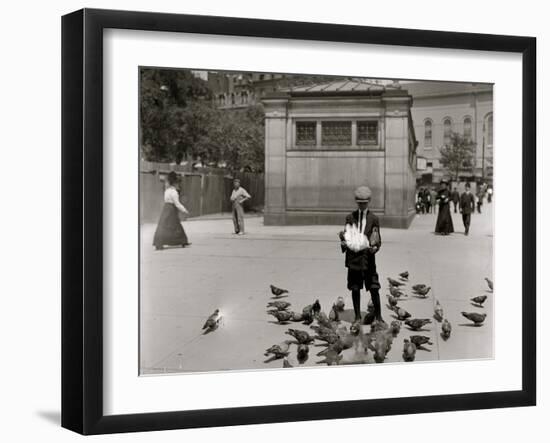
[261,273,493,367]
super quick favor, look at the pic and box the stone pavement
[140,205,493,374]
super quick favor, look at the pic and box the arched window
[443,118,452,145]
[487,114,493,146]
[424,120,432,147]
[463,117,472,141]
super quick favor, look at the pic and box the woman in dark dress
[153,171,191,250]
[434,180,454,235]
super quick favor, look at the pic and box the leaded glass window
[357,121,378,145]
[321,121,352,146]
[424,120,432,147]
[463,117,472,141]
[443,118,452,145]
[296,122,316,146]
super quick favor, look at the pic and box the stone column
[262,97,289,225]
[382,92,415,228]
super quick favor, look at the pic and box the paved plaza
[140,205,494,374]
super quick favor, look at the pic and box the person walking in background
[430,187,438,214]
[451,187,460,213]
[434,180,454,235]
[230,178,251,235]
[422,187,431,214]
[487,186,493,203]
[459,183,476,235]
[153,171,191,250]
[338,186,383,326]
[476,187,484,213]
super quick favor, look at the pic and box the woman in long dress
[153,171,191,250]
[434,180,454,235]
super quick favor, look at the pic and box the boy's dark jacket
[340,209,381,271]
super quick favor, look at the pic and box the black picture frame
[61,8,536,435]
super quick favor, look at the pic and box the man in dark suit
[338,186,383,325]
[459,183,476,235]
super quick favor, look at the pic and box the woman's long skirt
[153,203,189,248]
[435,203,454,234]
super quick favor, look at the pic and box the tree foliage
[140,68,265,172]
[439,132,475,180]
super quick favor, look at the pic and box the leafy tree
[439,132,475,181]
[140,69,265,172]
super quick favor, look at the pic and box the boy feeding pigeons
[339,185,383,328]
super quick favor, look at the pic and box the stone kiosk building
[262,80,418,228]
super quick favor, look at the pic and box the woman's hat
[167,171,179,183]
[354,186,372,202]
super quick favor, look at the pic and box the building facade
[406,82,493,184]
[262,80,418,228]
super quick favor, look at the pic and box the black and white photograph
[139,69,494,374]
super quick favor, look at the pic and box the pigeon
[301,305,314,325]
[312,299,322,315]
[370,319,389,334]
[329,304,340,322]
[412,283,427,292]
[434,299,444,322]
[388,277,405,287]
[283,357,293,368]
[285,329,314,344]
[365,330,392,363]
[315,311,334,330]
[268,310,293,323]
[314,329,340,345]
[317,340,344,356]
[461,312,487,326]
[317,349,343,366]
[485,278,493,291]
[264,341,291,358]
[471,295,488,307]
[386,294,398,308]
[399,271,409,280]
[405,318,432,331]
[290,311,304,322]
[335,296,346,312]
[389,285,405,298]
[392,306,412,321]
[410,335,433,348]
[362,311,376,326]
[297,344,309,362]
[350,321,362,336]
[270,284,289,297]
[402,339,417,362]
[414,286,431,297]
[441,319,452,340]
[390,320,402,336]
[266,301,291,311]
[202,309,221,333]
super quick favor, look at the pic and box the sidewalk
[140,205,494,374]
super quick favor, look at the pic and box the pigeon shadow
[405,327,431,332]
[470,302,485,308]
[440,332,451,341]
[271,295,289,300]
[339,309,366,323]
[263,355,287,364]
[416,345,433,352]
[202,326,218,335]
[267,320,291,325]
[458,323,484,327]
[411,295,429,300]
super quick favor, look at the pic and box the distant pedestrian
[487,186,493,203]
[153,171,191,250]
[434,180,454,235]
[422,188,431,214]
[430,187,438,214]
[451,187,460,213]
[230,178,251,235]
[476,188,484,213]
[459,183,475,235]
